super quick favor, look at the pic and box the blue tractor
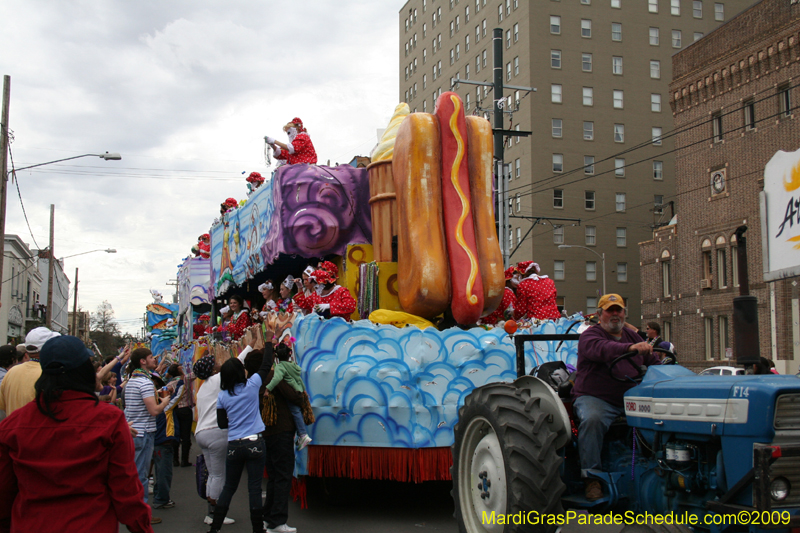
[451,228,800,533]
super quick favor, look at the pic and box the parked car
[699,365,745,376]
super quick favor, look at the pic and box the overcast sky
[0,1,400,335]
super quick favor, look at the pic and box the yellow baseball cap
[597,293,625,310]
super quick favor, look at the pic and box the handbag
[195,453,208,499]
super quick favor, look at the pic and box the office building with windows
[640,0,800,373]
[399,0,752,320]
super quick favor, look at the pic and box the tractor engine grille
[774,394,800,430]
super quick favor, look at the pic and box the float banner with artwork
[762,148,800,281]
[210,164,372,297]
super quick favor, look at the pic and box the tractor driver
[572,294,659,501]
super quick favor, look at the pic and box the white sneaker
[267,525,297,533]
[204,516,235,525]
[296,434,312,450]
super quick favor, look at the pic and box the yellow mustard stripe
[448,95,479,305]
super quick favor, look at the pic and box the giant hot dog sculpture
[392,91,504,324]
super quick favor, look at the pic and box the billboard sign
[762,148,800,281]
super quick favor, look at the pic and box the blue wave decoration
[294,315,582,453]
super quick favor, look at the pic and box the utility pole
[72,267,78,336]
[0,75,10,303]
[45,205,55,329]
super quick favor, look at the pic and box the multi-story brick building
[399,0,753,320]
[640,0,800,373]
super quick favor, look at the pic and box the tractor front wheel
[451,382,566,533]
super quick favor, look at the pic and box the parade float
[170,95,577,485]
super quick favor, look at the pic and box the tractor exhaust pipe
[732,226,760,368]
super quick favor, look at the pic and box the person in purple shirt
[572,293,660,502]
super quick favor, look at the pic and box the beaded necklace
[131,367,152,380]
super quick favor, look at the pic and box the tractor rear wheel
[451,382,566,533]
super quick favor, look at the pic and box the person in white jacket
[193,343,255,526]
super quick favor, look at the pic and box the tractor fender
[513,375,572,450]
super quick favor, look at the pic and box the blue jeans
[216,436,266,512]
[573,395,624,477]
[153,443,174,505]
[288,403,307,437]
[133,431,156,503]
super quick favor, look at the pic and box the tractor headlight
[770,477,791,501]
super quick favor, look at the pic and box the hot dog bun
[466,115,504,315]
[435,92,484,325]
[392,113,452,318]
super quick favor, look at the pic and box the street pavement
[144,462,459,533]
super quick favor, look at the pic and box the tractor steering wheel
[609,346,675,383]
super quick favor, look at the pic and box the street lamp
[558,244,606,296]
[8,152,122,175]
[65,249,118,336]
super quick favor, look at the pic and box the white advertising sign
[762,148,800,281]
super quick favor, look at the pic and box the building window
[704,317,714,360]
[552,118,563,138]
[581,19,592,38]
[585,190,596,209]
[611,23,622,41]
[779,83,792,117]
[464,92,469,109]
[450,48,455,65]
[616,227,627,247]
[612,56,623,75]
[423,48,427,63]
[552,154,564,172]
[584,121,594,140]
[475,25,480,42]
[702,239,713,283]
[613,90,624,109]
[465,34,470,52]
[584,156,595,175]
[662,255,672,297]
[582,53,593,72]
[553,225,564,244]
[616,193,626,211]
[553,189,564,208]
[617,263,628,282]
[615,158,625,177]
[581,0,591,3]
[498,4,503,22]
[654,194,664,214]
[651,93,662,112]
[614,124,625,143]
[693,0,703,18]
[506,29,511,48]
[653,160,663,180]
[712,112,723,142]
[586,261,597,281]
[649,27,660,46]
[465,5,469,21]
[650,60,661,79]
[482,49,487,67]
[652,127,662,145]
[482,19,487,36]
[694,32,704,41]
[743,98,755,130]
[731,235,739,287]
[583,87,593,106]
[514,56,519,75]
[585,226,596,245]
[515,124,520,143]
[514,23,519,42]
[506,62,512,80]
[717,247,728,288]
[718,316,729,359]
[456,44,460,60]
[587,297,598,313]
[516,227,521,246]
[672,30,681,48]
[554,260,565,280]
[515,158,521,178]
[671,0,680,15]
[649,0,658,12]
[611,0,620,7]
[714,3,724,21]
[663,321,671,342]
[551,84,562,104]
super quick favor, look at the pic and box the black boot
[250,507,265,533]
[207,504,229,533]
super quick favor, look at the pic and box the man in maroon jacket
[572,294,659,502]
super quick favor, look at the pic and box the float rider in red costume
[480,267,517,326]
[293,261,355,320]
[264,117,318,165]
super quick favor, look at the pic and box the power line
[8,144,43,249]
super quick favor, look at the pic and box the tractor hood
[623,365,800,437]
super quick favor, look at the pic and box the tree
[90,301,124,356]
[90,300,121,335]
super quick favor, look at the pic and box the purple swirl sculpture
[261,164,372,264]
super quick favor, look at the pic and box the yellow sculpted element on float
[785,161,800,192]
[448,95,479,306]
[371,103,410,162]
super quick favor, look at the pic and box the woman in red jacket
[0,335,154,532]
[294,262,356,320]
